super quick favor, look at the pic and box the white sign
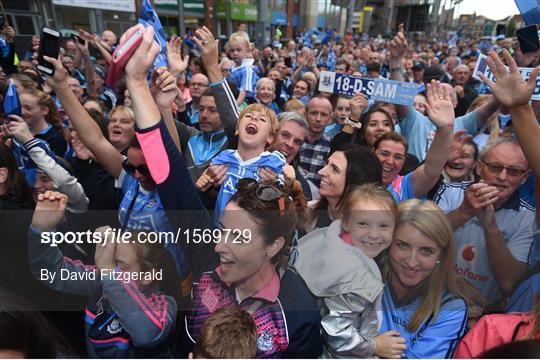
[473,53,540,100]
[52,0,135,12]
[319,71,418,107]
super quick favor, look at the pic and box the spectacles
[480,160,528,177]
[123,159,151,178]
[236,178,286,216]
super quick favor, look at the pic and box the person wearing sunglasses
[120,25,322,358]
[42,46,191,284]
[433,136,533,308]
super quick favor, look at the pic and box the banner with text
[318,71,418,107]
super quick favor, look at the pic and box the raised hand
[75,36,90,57]
[6,115,33,143]
[2,26,15,43]
[71,133,93,160]
[123,25,160,84]
[425,80,455,129]
[150,67,179,110]
[94,226,117,273]
[350,93,369,121]
[479,49,540,108]
[32,191,68,232]
[43,55,69,86]
[388,24,407,62]
[167,36,189,78]
[193,26,219,69]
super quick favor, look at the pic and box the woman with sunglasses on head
[120,24,322,358]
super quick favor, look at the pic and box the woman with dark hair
[307,143,382,230]
[330,97,420,174]
[0,141,34,208]
[0,291,60,358]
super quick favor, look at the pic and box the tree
[506,18,516,38]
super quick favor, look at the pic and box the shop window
[4,0,32,11]
[14,15,36,35]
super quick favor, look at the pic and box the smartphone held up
[106,29,144,88]
[36,27,61,76]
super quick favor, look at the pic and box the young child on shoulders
[199,104,285,221]
[227,33,258,105]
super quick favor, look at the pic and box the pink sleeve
[136,128,170,184]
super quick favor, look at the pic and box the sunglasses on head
[236,178,286,216]
[122,159,151,177]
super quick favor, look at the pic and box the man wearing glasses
[433,137,534,309]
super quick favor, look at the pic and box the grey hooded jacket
[293,220,384,358]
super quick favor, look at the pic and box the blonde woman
[379,199,467,359]
[255,77,281,114]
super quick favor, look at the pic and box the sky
[452,0,520,20]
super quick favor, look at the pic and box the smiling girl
[295,184,407,358]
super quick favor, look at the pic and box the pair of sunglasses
[236,178,286,216]
[123,159,151,178]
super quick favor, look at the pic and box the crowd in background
[0,9,539,358]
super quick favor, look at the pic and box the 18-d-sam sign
[318,71,418,107]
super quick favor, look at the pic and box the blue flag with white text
[4,79,21,116]
[138,0,168,71]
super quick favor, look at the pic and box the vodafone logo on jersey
[460,245,477,262]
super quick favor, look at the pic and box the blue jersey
[379,286,467,359]
[212,150,286,220]
[386,173,415,203]
[116,170,187,276]
[230,59,258,99]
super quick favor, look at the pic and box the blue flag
[138,0,168,71]
[515,0,540,26]
[4,79,21,116]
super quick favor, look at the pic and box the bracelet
[345,118,362,129]
[390,66,403,72]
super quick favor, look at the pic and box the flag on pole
[4,79,21,116]
[138,0,168,70]
[514,0,540,26]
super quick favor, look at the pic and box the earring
[436,260,440,265]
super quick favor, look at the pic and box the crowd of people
[0,13,539,358]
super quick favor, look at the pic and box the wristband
[390,66,403,72]
[345,118,362,129]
